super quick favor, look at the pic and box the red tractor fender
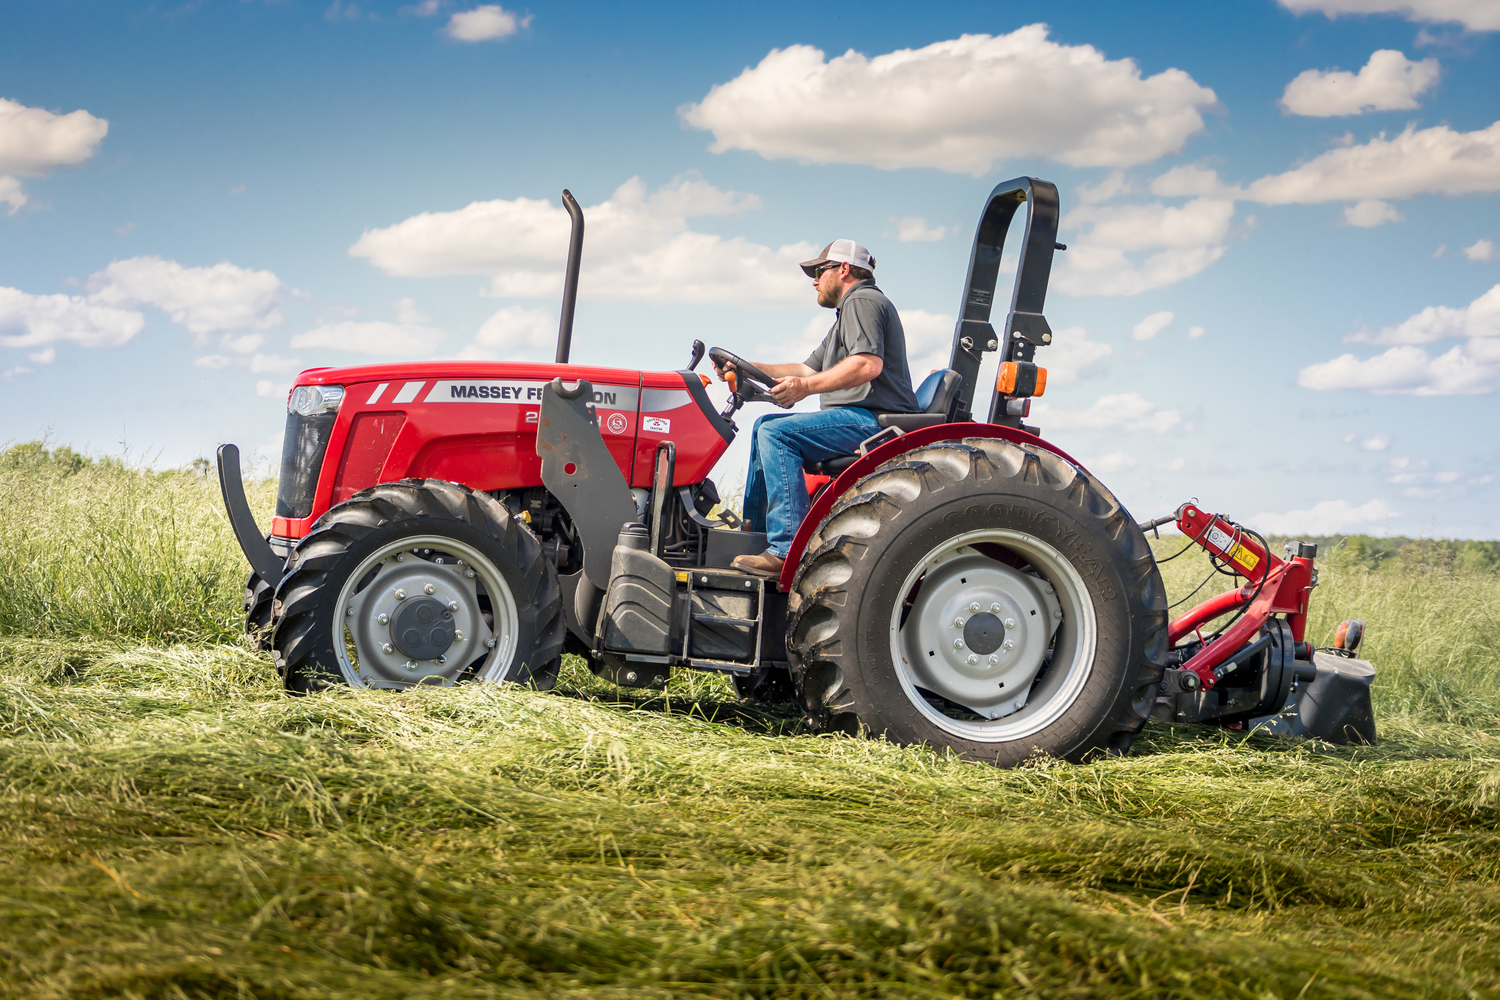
[777,422,1090,591]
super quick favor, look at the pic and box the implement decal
[423,381,640,409]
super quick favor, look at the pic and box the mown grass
[2,454,1499,997]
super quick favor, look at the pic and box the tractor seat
[803,368,961,477]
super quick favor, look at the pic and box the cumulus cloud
[1032,392,1181,433]
[1280,50,1439,116]
[1246,121,1500,205]
[1131,310,1174,341]
[0,287,144,351]
[1465,238,1495,261]
[1344,199,1404,226]
[455,305,556,360]
[87,257,283,335]
[1188,325,1206,339]
[1249,498,1397,535]
[0,97,109,211]
[445,4,529,41]
[1053,198,1236,296]
[1042,325,1114,385]
[1300,283,1500,394]
[892,216,946,242]
[1277,0,1500,31]
[679,26,1217,175]
[1087,452,1138,473]
[350,175,814,306]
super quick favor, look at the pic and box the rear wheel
[788,438,1167,766]
[273,479,564,693]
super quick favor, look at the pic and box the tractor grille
[275,410,338,519]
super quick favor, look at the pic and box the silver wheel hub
[890,529,1097,743]
[335,535,519,688]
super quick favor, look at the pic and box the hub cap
[889,529,1097,742]
[334,535,519,688]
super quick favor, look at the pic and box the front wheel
[788,438,1167,766]
[272,479,564,692]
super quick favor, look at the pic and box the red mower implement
[218,178,1376,766]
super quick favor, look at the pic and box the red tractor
[218,178,1375,766]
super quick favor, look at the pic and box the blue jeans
[743,407,882,558]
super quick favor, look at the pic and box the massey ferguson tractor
[218,177,1376,766]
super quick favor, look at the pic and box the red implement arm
[1166,503,1316,689]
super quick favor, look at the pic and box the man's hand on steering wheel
[768,376,811,407]
[707,347,790,408]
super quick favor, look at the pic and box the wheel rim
[887,528,1097,743]
[332,534,520,689]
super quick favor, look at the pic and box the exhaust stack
[556,188,585,365]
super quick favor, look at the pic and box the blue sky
[3,0,1499,537]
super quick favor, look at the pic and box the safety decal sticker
[1229,543,1261,573]
[606,412,629,434]
[1205,525,1233,552]
[642,416,670,434]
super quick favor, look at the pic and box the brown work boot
[731,550,785,577]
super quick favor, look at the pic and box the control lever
[686,340,705,371]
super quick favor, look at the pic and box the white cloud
[1277,0,1500,31]
[1249,498,1397,535]
[679,26,1217,175]
[405,0,443,12]
[0,97,108,176]
[1075,170,1130,205]
[892,216,946,242]
[28,347,55,364]
[291,320,448,357]
[455,305,556,360]
[1280,50,1440,116]
[1360,431,1393,450]
[1053,198,1236,296]
[1344,199,1404,227]
[220,332,264,354]
[0,175,25,214]
[1465,238,1495,261]
[0,287,144,350]
[1131,310,1174,341]
[0,97,109,211]
[1088,451,1138,473]
[1032,392,1181,433]
[350,175,813,307]
[1246,122,1500,205]
[87,257,282,335]
[1300,284,1500,395]
[249,353,303,373]
[193,355,233,370]
[1041,325,1113,385]
[256,379,291,399]
[445,4,529,41]
[1188,325,1206,339]
[2,366,33,382]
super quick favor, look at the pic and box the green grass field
[3,449,1499,998]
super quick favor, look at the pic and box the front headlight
[289,384,345,416]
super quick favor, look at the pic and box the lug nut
[953,639,965,649]
[395,553,404,562]
[954,617,965,627]
[404,660,417,671]
[988,655,998,665]
[486,638,497,649]
[970,602,981,613]
[624,670,638,684]
[1003,639,1015,650]
[454,630,463,641]
[381,642,393,653]
[394,588,406,600]
[424,583,435,595]
[465,569,476,578]
[448,601,459,612]
[1004,618,1016,629]
[990,603,1002,613]
[1054,610,1063,620]
[436,655,447,665]
[966,654,977,665]
[377,613,389,625]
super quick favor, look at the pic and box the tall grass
[1,455,1499,996]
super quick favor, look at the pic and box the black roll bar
[555,189,585,365]
[946,177,1061,425]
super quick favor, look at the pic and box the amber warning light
[998,362,1047,397]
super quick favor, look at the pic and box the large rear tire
[272,479,564,693]
[244,571,275,651]
[787,438,1167,766]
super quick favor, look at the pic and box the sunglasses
[813,261,844,278]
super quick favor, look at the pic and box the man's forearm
[803,353,883,393]
[755,362,816,379]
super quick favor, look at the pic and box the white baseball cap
[800,239,875,277]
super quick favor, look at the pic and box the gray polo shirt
[803,280,919,413]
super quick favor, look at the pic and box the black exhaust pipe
[556,189,584,365]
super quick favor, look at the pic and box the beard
[816,280,843,308]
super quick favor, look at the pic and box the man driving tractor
[714,239,918,576]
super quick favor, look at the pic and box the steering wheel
[707,347,788,412]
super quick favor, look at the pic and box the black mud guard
[216,444,283,584]
[537,378,641,592]
[1251,652,1377,745]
